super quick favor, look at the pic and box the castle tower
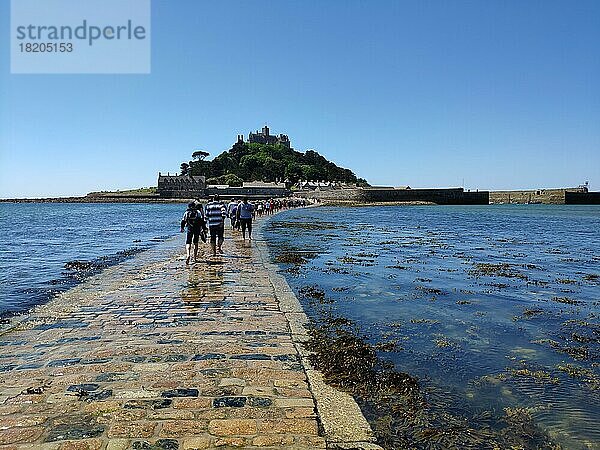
[262,125,269,136]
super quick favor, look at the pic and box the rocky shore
[0,216,380,449]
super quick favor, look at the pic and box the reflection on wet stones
[213,396,246,407]
[45,416,105,442]
[96,372,139,382]
[124,398,172,409]
[82,389,112,402]
[247,396,273,407]
[160,388,199,398]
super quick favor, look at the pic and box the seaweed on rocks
[305,311,562,449]
[299,285,334,305]
[1,247,145,320]
[268,219,343,231]
[63,248,144,281]
[271,244,320,273]
[556,363,600,390]
[469,263,528,281]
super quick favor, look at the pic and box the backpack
[186,208,198,228]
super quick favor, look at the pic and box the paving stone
[0,426,44,444]
[66,384,100,393]
[83,389,113,402]
[212,437,246,447]
[17,443,61,450]
[115,390,159,400]
[147,409,194,420]
[160,388,199,398]
[159,420,208,437]
[285,407,317,419]
[212,396,246,408]
[131,439,179,450]
[252,434,295,446]
[58,438,103,450]
[106,439,130,450]
[171,397,212,409]
[162,354,189,362]
[0,414,47,428]
[45,420,105,442]
[209,418,257,436]
[47,358,81,368]
[111,409,147,421]
[191,354,225,361]
[217,378,246,387]
[247,396,273,407]
[107,421,156,438]
[273,398,315,408]
[83,400,121,414]
[181,436,211,449]
[241,386,275,397]
[124,399,172,410]
[257,418,319,435]
[96,372,139,382]
[229,353,271,360]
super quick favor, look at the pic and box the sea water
[0,202,183,317]
[264,204,600,449]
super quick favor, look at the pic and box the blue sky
[1,0,599,197]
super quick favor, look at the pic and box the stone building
[157,173,206,198]
[241,125,291,148]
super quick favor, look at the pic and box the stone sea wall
[296,187,489,205]
[565,191,600,204]
[489,188,598,204]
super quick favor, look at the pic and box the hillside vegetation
[181,141,367,186]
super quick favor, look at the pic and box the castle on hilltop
[236,125,290,148]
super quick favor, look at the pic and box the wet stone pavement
[0,230,327,449]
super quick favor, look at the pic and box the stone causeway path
[0,220,379,450]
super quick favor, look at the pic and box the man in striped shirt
[205,194,227,256]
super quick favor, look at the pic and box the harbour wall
[296,187,489,205]
[489,188,597,204]
[565,192,600,204]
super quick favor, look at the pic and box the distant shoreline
[0,196,187,204]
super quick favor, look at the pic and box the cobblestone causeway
[0,227,328,450]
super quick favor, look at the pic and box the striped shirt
[205,201,227,227]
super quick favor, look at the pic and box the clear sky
[1,0,599,198]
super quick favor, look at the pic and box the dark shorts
[239,217,252,231]
[209,224,224,242]
[186,229,200,245]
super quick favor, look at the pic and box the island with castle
[155,126,598,205]
[3,125,597,204]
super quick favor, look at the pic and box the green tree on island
[183,140,367,185]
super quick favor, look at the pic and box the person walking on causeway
[205,194,227,256]
[180,202,206,265]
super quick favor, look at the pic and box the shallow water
[0,202,183,317]
[264,204,600,449]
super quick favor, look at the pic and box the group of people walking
[180,195,308,264]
